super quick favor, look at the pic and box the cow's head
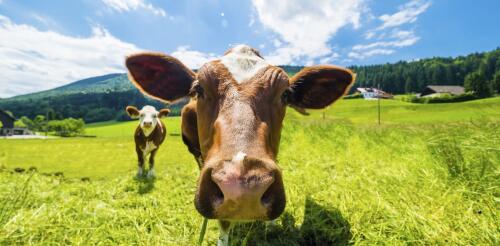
[126,105,170,134]
[126,45,354,221]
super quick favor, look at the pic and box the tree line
[350,48,499,96]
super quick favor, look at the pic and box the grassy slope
[0,98,499,245]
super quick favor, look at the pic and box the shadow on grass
[134,176,156,194]
[229,197,352,246]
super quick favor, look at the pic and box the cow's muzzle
[194,157,286,221]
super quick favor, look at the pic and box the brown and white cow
[126,105,170,178]
[125,45,354,243]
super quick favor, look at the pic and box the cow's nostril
[209,176,224,206]
[261,171,286,220]
[195,168,224,219]
[260,179,274,206]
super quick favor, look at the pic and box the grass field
[0,98,499,245]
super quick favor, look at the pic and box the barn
[419,85,465,97]
[0,109,32,136]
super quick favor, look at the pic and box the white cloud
[349,29,419,60]
[101,0,167,17]
[251,0,366,65]
[0,15,140,98]
[352,0,431,61]
[353,31,419,50]
[319,53,340,64]
[390,30,414,39]
[378,0,431,30]
[365,31,375,39]
[170,46,217,69]
[348,49,395,59]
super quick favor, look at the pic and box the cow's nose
[194,157,286,220]
[143,121,152,128]
[211,167,274,202]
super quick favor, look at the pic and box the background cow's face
[126,45,355,221]
[126,105,169,132]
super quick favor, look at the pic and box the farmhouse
[356,87,394,100]
[420,85,465,97]
[0,109,32,136]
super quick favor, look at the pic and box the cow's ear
[287,65,355,109]
[126,106,140,119]
[158,109,171,118]
[126,52,196,102]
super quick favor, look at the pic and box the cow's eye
[140,113,145,117]
[152,115,157,118]
[191,84,204,98]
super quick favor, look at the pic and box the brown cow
[126,105,170,178]
[125,45,355,244]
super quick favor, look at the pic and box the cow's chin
[194,165,286,221]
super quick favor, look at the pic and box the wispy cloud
[251,0,366,65]
[0,15,140,97]
[353,30,419,51]
[349,29,419,60]
[101,0,167,17]
[348,49,395,59]
[349,0,431,60]
[378,0,431,30]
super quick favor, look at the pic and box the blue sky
[0,0,499,97]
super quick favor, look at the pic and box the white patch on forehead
[220,45,269,84]
[232,151,247,163]
[140,105,158,114]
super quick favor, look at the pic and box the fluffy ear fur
[158,109,171,118]
[287,65,355,109]
[126,52,196,102]
[126,106,140,118]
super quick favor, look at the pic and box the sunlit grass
[0,98,498,245]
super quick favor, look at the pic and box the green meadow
[0,98,499,245]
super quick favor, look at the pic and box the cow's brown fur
[125,45,355,225]
[134,119,167,172]
[181,100,201,168]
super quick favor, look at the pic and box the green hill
[0,73,169,122]
[4,73,131,102]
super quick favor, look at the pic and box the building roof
[425,85,465,95]
[356,87,393,99]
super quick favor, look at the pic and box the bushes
[47,118,85,137]
[401,92,479,104]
